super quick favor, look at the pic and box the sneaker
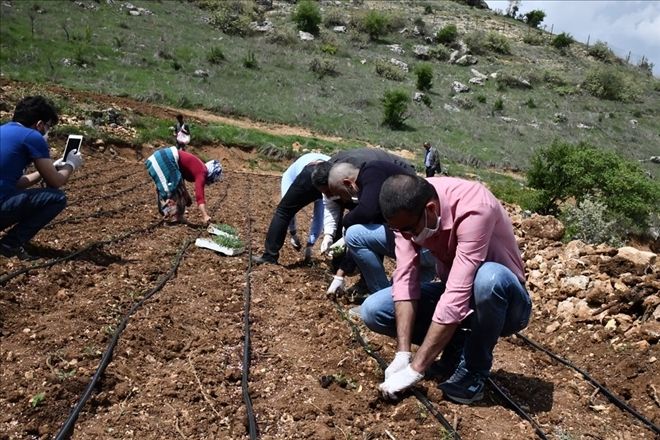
[348,305,362,320]
[0,244,39,261]
[289,235,302,250]
[439,365,486,404]
[425,357,460,381]
[251,255,277,265]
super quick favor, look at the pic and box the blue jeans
[345,224,436,293]
[361,262,532,375]
[0,188,67,248]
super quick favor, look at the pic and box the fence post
[586,34,590,48]
[550,24,553,34]
[626,51,631,63]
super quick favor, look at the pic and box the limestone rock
[521,215,565,241]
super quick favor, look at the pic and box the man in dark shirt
[252,148,415,265]
[326,161,435,294]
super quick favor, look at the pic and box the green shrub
[375,60,407,81]
[476,94,487,103]
[414,63,433,91]
[562,196,624,246]
[243,50,258,69]
[268,26,298,46]
[524,10,546,28]
[359,10,389,40]
[292,0,322,35]
[551,32,574,50]
[638,56,654,76]
[320,43,338,55]
[464,31,510,55]
[382,89,409,129]
[588,41,616,63]
[423,4,433,14]
[583,67,638,101]
[207,46,225,64]
[522,32,544,46]
[430,44,451,61]
[435,24,458,44]
[542,70,568,86]
[209,0,256,36]
[527,141,659,230]
[524,97,537,108]
[486,32,511,54]
[309,57,338,79]
[492,97,504,112]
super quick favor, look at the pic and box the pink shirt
[392,177,525,324]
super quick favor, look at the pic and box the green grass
[1,0,657,180]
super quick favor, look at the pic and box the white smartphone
[62,134,83,161]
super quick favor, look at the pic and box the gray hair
[328,162,359,191]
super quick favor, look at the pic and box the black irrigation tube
[74,169,142,191]
[487,378,550,440]
[53,237,195,440]
[67,184,141,207]
[332,301,462,440]
[242,181,258,440]
[53,183,232,439]
[515,332,660,436]
[0,220,163,285]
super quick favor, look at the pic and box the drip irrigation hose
[243,217,259,440]
[487,378,549,440]
[53,183,231,439]
[68,184,140,207]
[0,220,163,285]
[514,332,660,435]
[332,302,461,440]
[54,238,195,440]
[74,169,142,190]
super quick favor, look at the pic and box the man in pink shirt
[361,174,531,404]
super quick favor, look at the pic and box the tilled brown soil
[1,97,659,439]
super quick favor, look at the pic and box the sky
[485,1,660,76]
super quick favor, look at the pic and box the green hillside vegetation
[1,0,658,243]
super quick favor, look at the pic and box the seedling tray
[195,238,244,256]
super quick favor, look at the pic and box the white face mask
[411,214,441,244]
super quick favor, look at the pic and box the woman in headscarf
[145,146,223,224]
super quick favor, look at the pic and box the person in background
[145,146,222,225]
[0,96,84,260]
[363,174,531,404]
[172,114,191,150]
[280,152,330,261]
[423,142,442,177]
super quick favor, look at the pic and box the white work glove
[52,158,65,170]
[327,237,346,257]
[65,151,84,171]
[327,275,345,294]
[379,365,424,399]
[320,234,334,254]
[384,351,412,380]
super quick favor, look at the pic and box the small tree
[551,32,574,50]
[362,10,389,40]
[292,0,322,35]
[382,89,409,129]
[524,10,545,28]
[414,63,433,91]
[435,24,458,44]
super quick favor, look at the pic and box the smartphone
[62,134,83,161]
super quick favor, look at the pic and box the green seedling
[30,392,45,408]
[211,223,238,236]
[212,234,244,249]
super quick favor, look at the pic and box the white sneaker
[290,235,302,250]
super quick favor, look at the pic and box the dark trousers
[0,188,67,248]
[425,166,436,177]
[262,165,321,262]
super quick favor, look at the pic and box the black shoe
[439,365,486,404]
[345,278,369,304]
[251,255,277,265]
[0,244,39,261]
